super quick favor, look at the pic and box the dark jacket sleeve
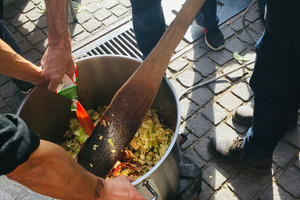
[0,114,40,175]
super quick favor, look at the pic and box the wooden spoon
[77,0,206,178]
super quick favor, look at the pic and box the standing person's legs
[244,31,300,158]
[194,0,224,50]
[130,0,166,59]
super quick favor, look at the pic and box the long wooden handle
[77,0,206,177]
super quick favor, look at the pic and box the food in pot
[60,107,174,180]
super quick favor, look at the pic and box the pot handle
[143,180,158,200]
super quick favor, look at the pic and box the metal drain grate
[73,22,143,60]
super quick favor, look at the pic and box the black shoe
[193,20,224,51]
[12,78,34,92]
[209,137,272,175]
[233,104,299,130]
[204,27,224,51]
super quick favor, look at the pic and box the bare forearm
[44,0,70,47]
[7,140,101,200]
[0,39,45,85]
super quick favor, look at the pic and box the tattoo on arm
[94,178,104,199]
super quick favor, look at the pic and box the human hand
[41,43,76,92]
[99,176,145,200]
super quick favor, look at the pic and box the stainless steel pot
[17,55,181,200]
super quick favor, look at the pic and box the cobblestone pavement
[0,0,299,199]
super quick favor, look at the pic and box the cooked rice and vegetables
[60,107,174,180]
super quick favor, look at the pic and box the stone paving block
[217,92,243,112]
[0,75,11,86]
[210,123,239,141]
[94,8,112,21]
[207,78,231,95]
[18,21,36,35]
[186,115,212,138]
[18,1,35,13]
[69,23,84,37]
[169,57,189,72]
[9,13,30,28]
[24,48,43,63]
[103,15,119,27]
[223,63,248,82]
[7,92,25,113]
[231,82,254,102]
[181,149,205,168]
[169,79,186,97]
[230,18,249,32]
[229,174,262,200]
[259,183,294,200]
[244,9,260,22]
[4,5,19,19]
[82,17,102,32]
[31,0,42,5]
[35,39,47,53]
[202,103,227,126]
[184,47,206,62]
[175,40,189,53]
[283,126,300,149]
[34,15,47,29]
[273,140,298,168]
[221,25,236,40]
[111,4,128,17]
[226,117,249,135]
[198,182,214,200]
[180,98,199,120]
[277,167,300,198]
[202,162,230,190]
[0,81,19,99]
[102,0,119,9]
[176,69,202,87]
[225,37,247,54]
[211,186,238,200]
[187,87,213,107]
[180,132,197,150]
[26,29,47,45]
[85,1,102,13]
[120,0,131,8]
[193,58,217,78]
[72,31,91,42]
[5,23,17,34]
[25,7,43,22]
[77,10,92,24]
[208,50,233,66]
[237,30,257,46]
[0,106,12,114]
[193,135,214,162]
[249,20,265,35]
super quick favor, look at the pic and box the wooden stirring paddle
[77,0,206,178]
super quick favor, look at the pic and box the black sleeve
[0,114,40,175]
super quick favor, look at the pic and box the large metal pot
[17,55,181,200]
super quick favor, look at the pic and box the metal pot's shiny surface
[17,55,181,200]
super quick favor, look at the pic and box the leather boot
[233,104,299,130]
[209,137,272,175]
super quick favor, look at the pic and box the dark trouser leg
[130,0,166,59]
[243,31,300,159]
[0,19,33,91]
[194,0,219,29]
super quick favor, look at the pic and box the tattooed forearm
[94,178,104,199]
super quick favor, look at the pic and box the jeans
[130,0,219,59]
[243,31,300,159]
[0,19,22,55]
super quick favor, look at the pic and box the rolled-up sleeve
[0,113,40,175]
